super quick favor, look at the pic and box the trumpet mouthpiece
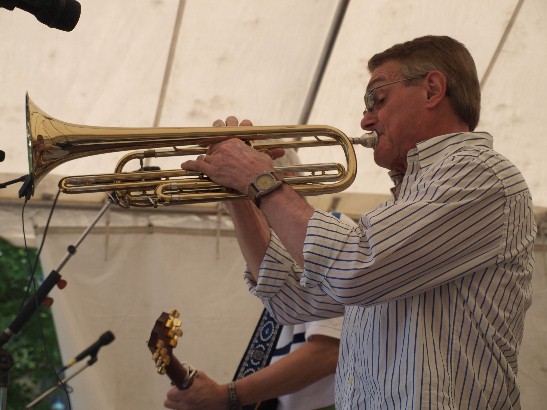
[352,131,378,149]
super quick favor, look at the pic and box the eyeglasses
[364,76,424,113]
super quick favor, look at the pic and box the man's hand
[195,116,312,273]
[180,116,284,195]
[164,371,228,410]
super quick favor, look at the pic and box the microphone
[0,0,81,32]
[61,331,115,371]
[0,270,63,346]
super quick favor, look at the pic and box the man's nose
[361,110,376,130]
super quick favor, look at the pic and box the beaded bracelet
[227,381,242,410]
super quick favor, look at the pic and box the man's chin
[372,141,392,170]
[373,150,390,170]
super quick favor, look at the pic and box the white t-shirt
[270,316,343,410]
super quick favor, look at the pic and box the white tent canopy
[1,1,546,409]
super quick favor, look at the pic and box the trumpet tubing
[26,94,377,207]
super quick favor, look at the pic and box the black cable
[19,189,72,409]
[20,190,60,308]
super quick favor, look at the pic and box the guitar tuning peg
[156,362,165,374]
[168,328,183,338]
[169,338,178,348]
[170,309,180,318]
[172,318,182,327]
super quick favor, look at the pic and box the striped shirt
[245,132,536,409]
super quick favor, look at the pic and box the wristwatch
[247,172,284,207]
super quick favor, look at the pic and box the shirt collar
[407,132,493,170]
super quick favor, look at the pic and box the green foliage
[0,238,67,410]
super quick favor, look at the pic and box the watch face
[255,173,276,190]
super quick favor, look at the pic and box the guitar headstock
[147,309,195,389]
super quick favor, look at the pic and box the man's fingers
[181,159,209,172]
[269,147,285,160]
[225,116,239,126]
[212,117,252,127]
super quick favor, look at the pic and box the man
[164,150,344,410]
[179,36,536,408]
[163,317,341,410]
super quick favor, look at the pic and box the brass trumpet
[26,94,377,207]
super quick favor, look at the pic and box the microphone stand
[0,198,113,410]
[25,358,97,409]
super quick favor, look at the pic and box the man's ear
[424,70,447,108]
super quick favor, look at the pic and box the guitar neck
[164,353,195,390]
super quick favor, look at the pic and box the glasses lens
[364,91,374,112]
[364,76,421,113]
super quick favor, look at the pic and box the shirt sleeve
[244,229,347,324]
[304,316,344,341]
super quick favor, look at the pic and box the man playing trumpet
[169,35,536,409]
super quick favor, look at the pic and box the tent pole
[145,0,187,168]
[298,0,351,125]
[480,0,524,89]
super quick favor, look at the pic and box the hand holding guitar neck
[147,309,196,390]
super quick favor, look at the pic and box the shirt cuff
[244,229,301,298]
